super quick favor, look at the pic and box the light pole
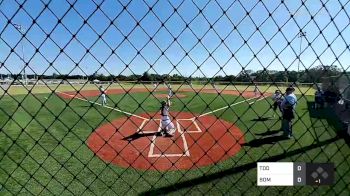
[297,31,306,82]
[13,23,27,86]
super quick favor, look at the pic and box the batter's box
[148,120,190,157]
[138,119,161,134]
[176,119,202,133]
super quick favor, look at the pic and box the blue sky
[0,0,350,77]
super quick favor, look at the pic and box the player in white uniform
[271,90,283,117]
[254,84,260,97]
[160,98,176,137]
[153,82,158,91]
[211,82,219,93]
[168,86,173,99]
[99,86,107,106]
[164,83,173,98]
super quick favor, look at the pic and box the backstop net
[0,0,350,195]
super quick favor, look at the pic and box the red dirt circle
[87,112,245,171]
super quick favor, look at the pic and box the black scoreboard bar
[257,162,334,186]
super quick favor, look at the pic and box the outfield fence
[1,0,350,195]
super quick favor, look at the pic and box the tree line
[1,65,345,83]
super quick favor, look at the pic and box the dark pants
[282,108,294,137]
[315,96,324,108]
[273,101,282,112]
[282,119,293,137]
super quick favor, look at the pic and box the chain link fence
[1,0,350,195]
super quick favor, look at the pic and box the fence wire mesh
[0,0,350,195]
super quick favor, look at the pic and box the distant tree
[116,75,127,81]
[128,74,140,81]
[52,72,58,79]
[140,72,151,81]
[214,75,224,81]
[171,74,185,81]
[252,70,270,82]
[222,75,236,82]
[236,70,254,82]
[302,65,342,83]
[150,74,162,81]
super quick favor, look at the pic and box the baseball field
[0,84,349,195]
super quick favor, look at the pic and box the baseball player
[271,90,283,117]
[153,82,158,91]
[211,82,219,93]
[168,85,174,99]
[99,85,107,106]
[254,83,260,97]
[164,83,173,98]
[160,98,176,137]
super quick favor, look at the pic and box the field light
[13,23,27,86]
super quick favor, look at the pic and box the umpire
[280,87,297,138]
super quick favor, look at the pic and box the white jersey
[99,87,107,105]
[272,93,283,102]
[161,106,170,120]
[99,87,106,95]
[160,105,175,132]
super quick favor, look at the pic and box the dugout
[320,75,344,105]
[321,74,350,136]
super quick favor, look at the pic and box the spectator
[280,87,297,138]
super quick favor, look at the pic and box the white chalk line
[141,119,169,134]
[137,119,149,133]
[133,119,166,134]
[54,91,265,158]
[56,91,148,120]
[192,120,203,133]
[148,119,161,157]
[55,91,266,122]
[197,96,257,118]
[178,121,190,156]
[177,119,202,133]
[148,119,189,157]
[248,96,267,105]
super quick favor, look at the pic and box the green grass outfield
[0,91,349,195]
[0,83,316,96]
